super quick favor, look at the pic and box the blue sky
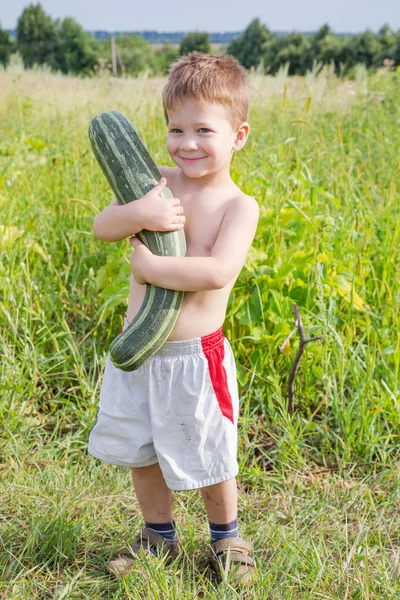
[1,0,399,32]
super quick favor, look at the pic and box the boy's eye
[170,128,182,133]
[198,128,211,133]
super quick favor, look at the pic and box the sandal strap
[139,527,172,547]
[212,536,253,554]
[118,527,174,558]
[215,550,256,567]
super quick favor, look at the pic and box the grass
[0,64,399,597]
[0,440,399,598]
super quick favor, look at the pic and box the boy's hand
[129,236,153,285]
[136,178,185,232]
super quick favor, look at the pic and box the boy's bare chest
[180,200,225,257]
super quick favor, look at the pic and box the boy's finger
[154,177,167,192]
[168,223,184,230]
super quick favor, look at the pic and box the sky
[1,0,399,33]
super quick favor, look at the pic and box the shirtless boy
[88,52,260,585]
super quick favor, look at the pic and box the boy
[88,52,259,585]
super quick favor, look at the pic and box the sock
[209,518,239,543]
[144,520,177,556]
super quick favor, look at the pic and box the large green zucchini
[89,110,186,371]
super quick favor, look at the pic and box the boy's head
[162,53,250,179]
[162,52,250,130]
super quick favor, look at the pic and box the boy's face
[166,96,249,180]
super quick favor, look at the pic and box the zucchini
[89,110,186,371]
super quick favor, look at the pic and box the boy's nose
[180,137,198,151]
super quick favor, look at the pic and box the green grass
[0,439,399,598]
[0,65,399,597]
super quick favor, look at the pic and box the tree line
[0,4,399,76]
[229,19,400,74]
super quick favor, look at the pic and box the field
[0,64,399,598]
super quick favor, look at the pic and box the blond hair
[162,52,250,129]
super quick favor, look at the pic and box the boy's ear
[233,122,250,152]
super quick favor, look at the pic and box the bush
[153,43,179,75]
[179,32,211,55]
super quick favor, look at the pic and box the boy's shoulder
[231,191,258,207]
[226,191,259,218]
[219,192,259,248]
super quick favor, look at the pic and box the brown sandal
[211,536,257,585]
[107,527,180,575]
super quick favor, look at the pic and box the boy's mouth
[180,156,206,162]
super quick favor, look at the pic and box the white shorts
[88,317,239,491]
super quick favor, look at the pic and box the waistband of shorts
[123,316,225,356]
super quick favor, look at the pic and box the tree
[393,31,400,66]
[179,32,211,56]
[0,22,13,68]
[227,19,271,69]
[55,18,97,74]
[274,33,313,75]
[313,23,332,43]
[377,24,397,65]
[16,3,58,69]
[261,35,279,73]
[310,24,343,71]
[342,29,382,69]
[153,43,179,75]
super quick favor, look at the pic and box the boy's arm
[93,198,144,242]
[139,196,259,291]
[92,175,184,242]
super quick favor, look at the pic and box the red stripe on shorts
[201,327,234,424]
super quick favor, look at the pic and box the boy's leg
[131,463,178,545]
[200,477,257,584]
[108,463,178,574]
[131,463,174,522]
[200,477,238,524]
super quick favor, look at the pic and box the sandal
[107,527,180,575]
[211,536,257,585]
